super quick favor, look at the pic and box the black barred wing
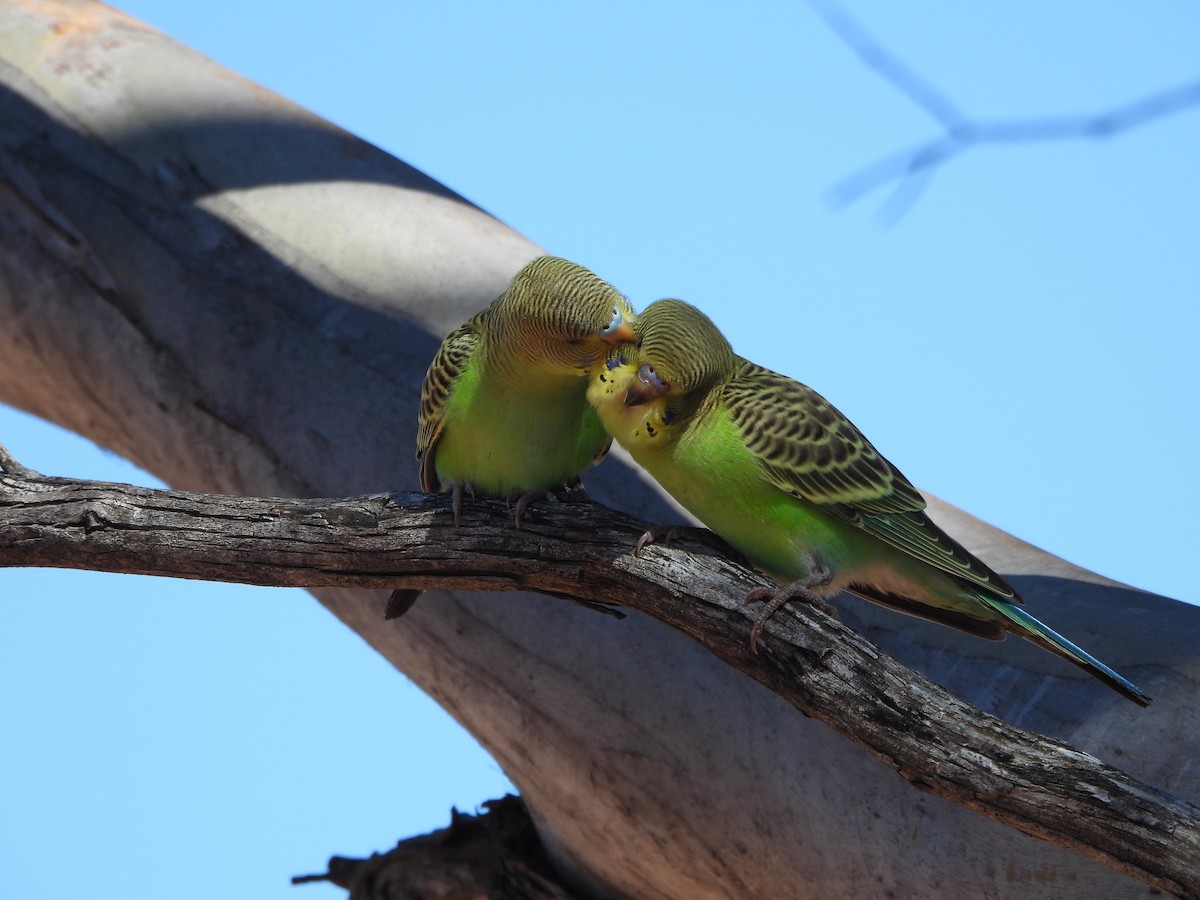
[723,359,1017,600]
[416,318,480,492]
[723,360,923,512]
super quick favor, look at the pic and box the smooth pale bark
[0,3,1195,897]
[1,469,1198,895]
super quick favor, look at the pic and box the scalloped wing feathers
[416,317,481,492]
[723,359,924,513]
[721,359,1018,601]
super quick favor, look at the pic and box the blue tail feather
[980,596,1152,707]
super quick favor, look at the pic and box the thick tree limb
[1,463,1197,897]
[3,4,1197,897]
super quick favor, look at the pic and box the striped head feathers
[490,256,636,372]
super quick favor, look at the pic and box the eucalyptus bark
[1,463,1198,896]
[1,3,1196,898]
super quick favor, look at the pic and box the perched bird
[588,298,1151,706]
[417,256,636,526]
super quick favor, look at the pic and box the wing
[722,359,922,512]
[416,319,481,492]
[723,359,1017,599]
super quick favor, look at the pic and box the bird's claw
[742,568,836,653]
[633,524,722,557]
[449,483,476,527]
[634,524,683,556]
[550,479,591,504]
[505,489,545,529]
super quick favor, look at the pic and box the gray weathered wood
[1,3,1195,897]
[1,464,1198,896]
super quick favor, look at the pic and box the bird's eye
[600,305,623,337]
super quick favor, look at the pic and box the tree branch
[292,796,576,900]
[807,0,1200,219]
[1,459,1196,897]
[2,4,1192,894]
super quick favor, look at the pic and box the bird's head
[622,299,736,409]
[497,256,636,373]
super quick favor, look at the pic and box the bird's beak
[623,384,652,407]
[604,319,637,344]
[624,362,669,407]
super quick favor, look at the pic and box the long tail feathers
[980,596,1152,707]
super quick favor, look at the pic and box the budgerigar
[588,298,1150,706]
[417,256,635,526]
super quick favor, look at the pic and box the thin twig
[805,0,1200,218]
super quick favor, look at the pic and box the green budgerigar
[418,256,635,526]
[588,298,1150,706]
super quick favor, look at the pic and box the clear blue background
[2,3,1197,898]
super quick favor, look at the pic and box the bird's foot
[505,489,547,529]
[744,566,836,653]
[634,526,751,568]
[508,480,591,527]
[634,524,718,557]
[549,478,591,505]
[449,483,476,527]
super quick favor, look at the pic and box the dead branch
[1,456,1196,897]
[807,0,1200,219]
[292,796,576,900]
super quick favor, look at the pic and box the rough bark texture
[1,465,1199,896]
[1,3,1197,898]
[292,796,577,900]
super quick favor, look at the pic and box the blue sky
[2,3,1197,898]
